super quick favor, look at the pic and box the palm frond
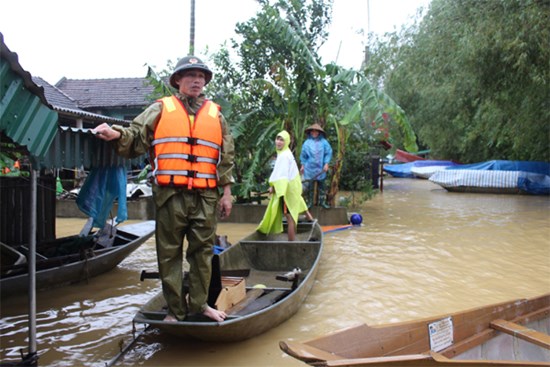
[261,11,322,72]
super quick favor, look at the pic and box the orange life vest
[151,96,222,189]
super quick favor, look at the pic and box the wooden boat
[280,293,550,366]
[0,220,155,298]
[394,149,426,163]
[133,220,323,342]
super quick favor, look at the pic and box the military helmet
[169,56,213,88]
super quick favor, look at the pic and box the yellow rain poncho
[257,131,309,234]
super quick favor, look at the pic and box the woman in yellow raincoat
[257,131,313,240]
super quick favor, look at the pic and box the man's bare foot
[203,306,227,322]
[163,314,178,322]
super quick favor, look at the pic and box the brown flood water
[1,178,549,366]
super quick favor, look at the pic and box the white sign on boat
[428,316,454,352]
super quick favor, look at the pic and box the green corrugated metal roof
[1,33,58,159]
[38,127,145,170]
[1,32,146,169]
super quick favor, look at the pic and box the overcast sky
[1,0,430,84]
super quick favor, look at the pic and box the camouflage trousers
[303,179,330,208]
[154,188,218,320]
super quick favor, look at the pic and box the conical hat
[305,123,325,134]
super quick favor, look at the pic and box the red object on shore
[395,149,425,163]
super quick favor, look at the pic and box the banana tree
[247,2,417,203]
[145,0,418,203]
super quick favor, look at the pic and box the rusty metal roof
[0,32,58,159]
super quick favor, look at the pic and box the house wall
[0,176,56,245]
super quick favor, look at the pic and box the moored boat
[411,161,459,179]
[280,293,550,366]
[384,160,459,179]
[0,220,155,298]
[133,220,323,342]
[429,160,550,195]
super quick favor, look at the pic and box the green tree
[367,0,550,162]
[209,0,417,203]
[145,0,418,203]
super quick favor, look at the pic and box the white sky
[1,0,430,84]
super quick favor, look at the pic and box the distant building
[55,77,155,121]
[34,76,155,128]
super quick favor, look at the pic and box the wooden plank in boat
[440,329,495,359]
[490,319,550,349]
[279,340,346,362]
[510,305,550,325]
[226,288,264,315]
[323,354,433,366]
[232,290,287,316]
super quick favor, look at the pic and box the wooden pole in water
[27,168,38,365]
[380,159,384,193]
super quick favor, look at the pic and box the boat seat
[239,240,319,246]
[225,288,265,315]
[36,235,96,257]
[226,289,288,316]
[18,245,48,260]
[490,318,550,349]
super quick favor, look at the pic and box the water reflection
[1,178,549,366]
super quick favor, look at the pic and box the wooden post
[380,159,384,193]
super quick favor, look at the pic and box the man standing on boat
[93,56,234,323]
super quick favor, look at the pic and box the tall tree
[367,0,550,162]
[209,0,417,203]
[147,0,418,202]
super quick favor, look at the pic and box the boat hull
[429,160,550,195]
[0,220,155,298]
[133,221,323,342]
[280,293,550,366]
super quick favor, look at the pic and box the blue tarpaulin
[446,160,550,175]
[76,166,128,228]
[384,160,458,178]
[429,160,550,195]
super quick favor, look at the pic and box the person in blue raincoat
[300,123,333,208]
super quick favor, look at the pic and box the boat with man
[133,220,323,342]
